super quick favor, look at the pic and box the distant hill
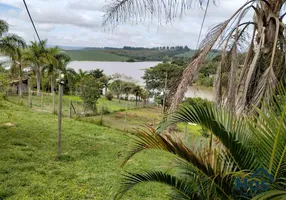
[65,50,128,61]
[64,46,221,62]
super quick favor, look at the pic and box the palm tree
[23,40,48,96]
[0,20,26,97]
[42,47,71,94]
[115,82,286,199]
[103,0,286,114]
[76,69,88,93]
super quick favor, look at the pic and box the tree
[0,20,26,97]
[102,0,286,115]
[109,80,123,100]
[114,83,286,199]
[43,47,71,94]
[89,69,104,79]
[162,56,170,63]
[121,81,135,100]
[80,76,103,114]
[23,40,48,96]
[76,69,88,93]
[131,85,142,106]
[143,63,184,110]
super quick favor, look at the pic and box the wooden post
[57,83,63,158]
[76,102,78,114]
[124,112,127,131]
[100,106,104,125]
[53,92,56,114]
[69,99,72,118]
[41,93,44,110]
[28,88,32,109]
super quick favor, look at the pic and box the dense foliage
[80,76,103,113]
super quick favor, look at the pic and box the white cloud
[0,0,253,48]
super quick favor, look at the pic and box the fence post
[28,88,32,109]
[76,102,78,114]
[41,93,44,110]
[69,99,72,118]
[100,106,104,125]
[58,83,63,158]
[53,92,56,114]
[124,112,127,131]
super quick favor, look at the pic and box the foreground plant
[115,85,286,199]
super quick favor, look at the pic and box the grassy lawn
[0,101,173,199]
[77,106,202,135]
[66,50,128,61]
[7,94,145,116]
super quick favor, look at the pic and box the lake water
[68,61,214,101]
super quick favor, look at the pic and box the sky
[0,0,252,48]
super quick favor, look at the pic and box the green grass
[7,95,143,116]
[66,50,128,61]
[0,101,173,199]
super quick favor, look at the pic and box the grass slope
[66,50,128,61]
[0,101,171,199]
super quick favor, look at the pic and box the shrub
[105,92,113,101]
[183,97,211,108]
[80,76,103,114]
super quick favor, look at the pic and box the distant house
[9,79,29,95]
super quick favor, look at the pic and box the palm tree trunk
[36,71,41,96]
[51,75,54,94]
[19,75,23,98]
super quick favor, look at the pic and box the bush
[183,97,211,108]
[105,92,113,101]
[80,76,103,114]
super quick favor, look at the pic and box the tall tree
[0,20,26,97]
[23,40,49,96]
[102,0,286,114]
[43,47,71,94]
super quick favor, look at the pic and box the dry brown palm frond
[102,0,216,29]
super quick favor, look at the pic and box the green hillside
[66,50,128,61]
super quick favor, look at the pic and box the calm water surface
[68,61,214,101]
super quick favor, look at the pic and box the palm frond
[0,19,9,36]
[160,104,258,170]
[115,171,200,200]
[102,0,215,28]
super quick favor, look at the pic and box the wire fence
[7,91,157,118]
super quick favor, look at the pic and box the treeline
[83,45,190,51]
[122,46,190,51]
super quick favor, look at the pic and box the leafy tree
[80,76,103,114]
[105,91,113,101]
[89,69,104,79]
[121,81,136,100]
[131,85,142,105]
[109,80,123,99]
[143,63,184,109]
[115,82,286,199]
[162,56,170,63]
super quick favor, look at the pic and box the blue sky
[0,0,252,48]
